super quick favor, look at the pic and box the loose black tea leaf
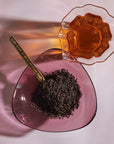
[31,69,82,119]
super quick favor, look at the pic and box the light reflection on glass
[21,95,26,102]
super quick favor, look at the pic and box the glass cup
[59,4,114,65]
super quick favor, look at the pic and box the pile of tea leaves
[31,69,82,119]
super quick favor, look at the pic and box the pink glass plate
[12,48,97,132]
[59,4,114,65]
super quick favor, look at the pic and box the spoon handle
[9,36,45,82]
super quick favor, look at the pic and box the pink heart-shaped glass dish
[59,4,114,65]
[12,48,97,132]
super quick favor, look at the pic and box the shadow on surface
[0,18,61,136]
[0,17,61,62]
[0,70,32,137]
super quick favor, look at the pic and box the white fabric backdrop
[0,0,114,144]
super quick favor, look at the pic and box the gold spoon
[9,36,45,82]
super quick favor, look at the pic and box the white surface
[0,0,114,144]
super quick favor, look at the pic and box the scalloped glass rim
[59,4,114,65]
[12,48,97,132]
